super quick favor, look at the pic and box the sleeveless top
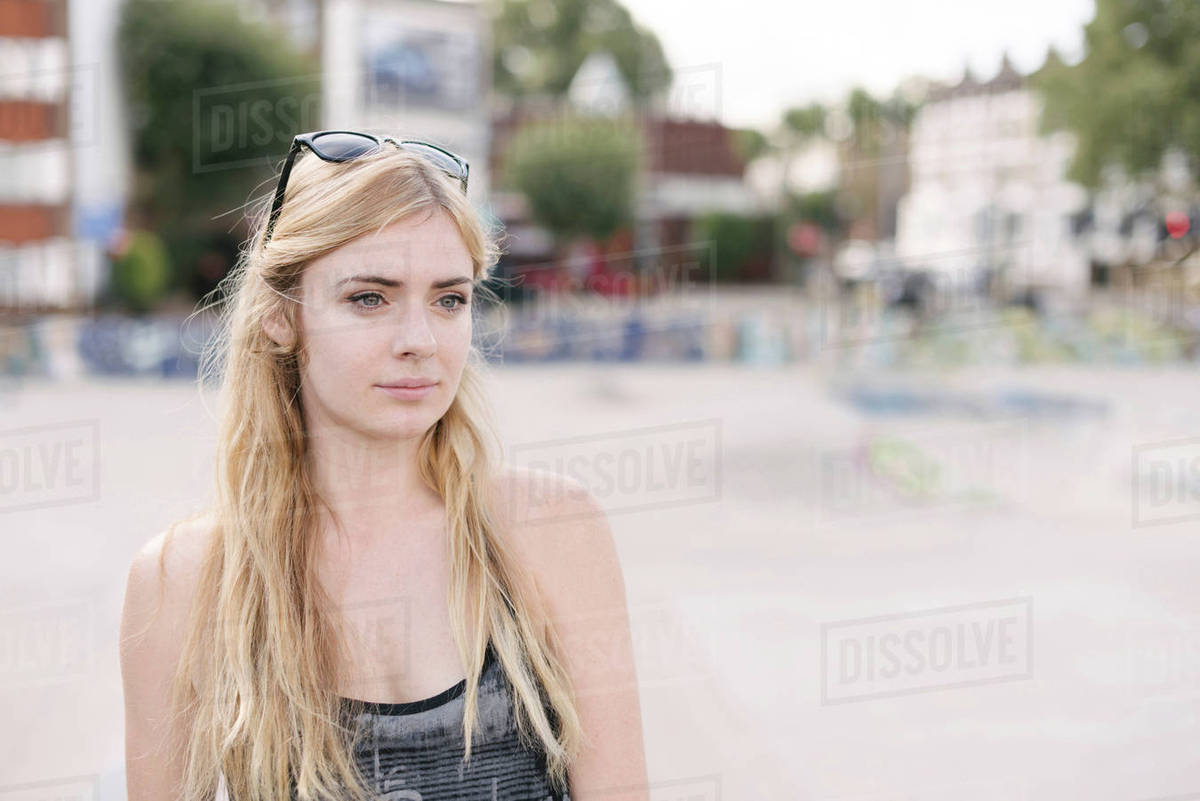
[218,641,570,801]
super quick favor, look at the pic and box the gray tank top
[334,640,570,800]
[218,641,569,801]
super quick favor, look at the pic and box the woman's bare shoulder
[486,465,619,602]
[120,511,218,800]
[487,464,599,529]
[121,510,218,646]
[131,510,218,589]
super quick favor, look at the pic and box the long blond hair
[160,143,583,801]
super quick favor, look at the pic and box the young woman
[119,131,650,801]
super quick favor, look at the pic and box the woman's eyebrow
[334,274,472,290]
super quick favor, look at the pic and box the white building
[895,52,1090,303]
[0,0,109,311]
[322,0,492,202]
[567,50,630,117]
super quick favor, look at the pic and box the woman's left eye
[438,293,468,311]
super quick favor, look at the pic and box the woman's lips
[375,383,437,400]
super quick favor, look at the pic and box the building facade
[322,0,493,202]
[1,0,109,312]
[895,52,1090,303]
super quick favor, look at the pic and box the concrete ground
[1,362,1198,800]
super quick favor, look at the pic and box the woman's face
[289,208,475,441]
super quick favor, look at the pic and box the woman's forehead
[305,213,473,288]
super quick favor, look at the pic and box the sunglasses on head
[262,129,470,246]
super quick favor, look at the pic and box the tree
[1032,0,1200,190]
[118,0,317,300]
[503,112,640,252]
[842,87,917,157]
[730,127,770,164]
[833,86,915,240]
[783,103,827,140]
[762,103,831,284]
[489,0,672,102]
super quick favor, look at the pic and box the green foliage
[880,91,919,130]
[847,88,882,130]
[503,113,640,243]
[842,85,916,154]
[731,128,770,164]
[110,231,171,314]
[783,103,827,138]
[117,0,318,297]
[788,189,843,235]
[1032,0,1200,188]
[781,90,913,149]
[491,0,672,101]
[691,213,775,283]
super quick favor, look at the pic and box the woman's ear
[262,307,297,350]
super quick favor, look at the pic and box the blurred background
[3,0,1200,798]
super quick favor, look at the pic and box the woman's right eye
[347,292,385,310]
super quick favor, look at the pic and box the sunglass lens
[310,132,381,160]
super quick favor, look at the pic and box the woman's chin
[371,412,440,439]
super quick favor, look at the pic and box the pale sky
[619,0,1096,131]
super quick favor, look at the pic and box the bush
[110,230,171,314]
[691,213,775,283]
[504,112,640,244]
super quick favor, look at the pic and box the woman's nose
[389,305,437,359]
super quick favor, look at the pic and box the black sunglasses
[262,130,470,246]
